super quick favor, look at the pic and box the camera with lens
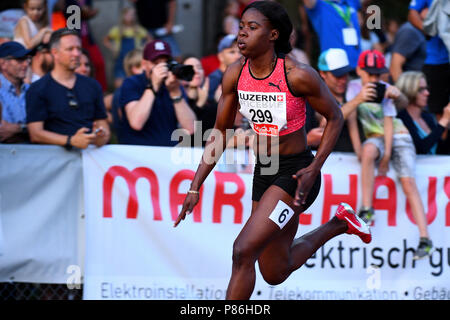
[167,60,195,82]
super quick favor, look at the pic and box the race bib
[238,90,287,136]
[269,200,295,229]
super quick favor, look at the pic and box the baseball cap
[0,41,32,59]
[217,34,237,53]
[143,40,172,61]
[317,48,353,77]
[357,50,388,74]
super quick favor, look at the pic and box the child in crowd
[108,48,144,144]
[347,50,434,260]
[223,0,240,35]
[103,6,151,89]
[14,0,53,49]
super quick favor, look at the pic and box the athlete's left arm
[287,59,343,169]
[286,58,344,205]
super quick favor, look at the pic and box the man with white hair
[0,41,31,143]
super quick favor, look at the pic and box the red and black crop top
[237,55,306,136]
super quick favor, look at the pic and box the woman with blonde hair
[383,70,450,260]
[396,71,450,155]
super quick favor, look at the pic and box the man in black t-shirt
[26,28,110,150]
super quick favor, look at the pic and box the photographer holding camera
[119,40,196,146]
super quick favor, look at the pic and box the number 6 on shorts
[268,200,295,229]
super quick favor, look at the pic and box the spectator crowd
[0,0,449,259]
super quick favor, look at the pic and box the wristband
[20,123,27,134]
[187,190,199,195]
[65,135,73,150]
[145,81,156,95]
[171,95,183,104]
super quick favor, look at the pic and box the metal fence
[0,283,83,300]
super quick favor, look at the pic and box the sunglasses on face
[67,90,79,109]
[5,56,31,63]
[418,86,429,93]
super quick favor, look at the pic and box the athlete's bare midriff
[253,128,307,157]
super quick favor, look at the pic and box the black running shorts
[252,148,321,211]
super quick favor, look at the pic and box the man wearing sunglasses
[26,28,110,150]
[28,40,54,83]
[0,41,31,143]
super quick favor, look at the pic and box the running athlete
[174,1,372,300]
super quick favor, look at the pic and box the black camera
[167,60,195,82]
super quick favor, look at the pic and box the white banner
[0,145,83,284]
[82,145,450,300]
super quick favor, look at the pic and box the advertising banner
[82,145,450,300]
[0,145,83,284]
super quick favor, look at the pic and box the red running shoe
[335,202,372,244]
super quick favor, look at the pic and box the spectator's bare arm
[28,121,95,149]
[0,120,21,142]
[408,9,423,31]
[124,94,156,131]
[389,52,406,83]
[166,73,196,135]
[306,127,324,148]
[124,62,168,130]
[392,89,409,111]
[346,111,362,160]
[438,104,450,130]
[80,4,99,20]
[379,116,393,176]
[302,0,318,9]
[340,82,376,119]
[15,18,52,49]
[165,0,177,34]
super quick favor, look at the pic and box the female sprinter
[174,1,371,300]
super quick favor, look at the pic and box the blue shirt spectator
[117,73,191,146]
[305,0,362,68]
[409,0,449,65]
[0,41,32,143]
[0,73,28,124]
[119,72,184,146]
[118,40,196,147]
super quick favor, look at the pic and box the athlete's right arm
[174,59,243,227]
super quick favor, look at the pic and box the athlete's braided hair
[242,1,293,55]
